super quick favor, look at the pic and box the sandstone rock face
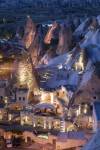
[74,74,100,104]
[0,39,39,91]
[56,24,72,55]
[44,22,59,45]
[23,16,36,49]
[28,25,44,66]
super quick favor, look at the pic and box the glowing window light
[76,105,81,116]
[38,135,48,139]
[25,116,28,122]
[0,111,2,120]
[60,120,66,132]
[0,54,3,59]
[67,124,75,132]
[84,108,87,114]
[4,97,8,104]
[44,119,46,129]
[8,114,12,121]
[75,52,84,72]
[84,104,88,114]
[50,93,54,104]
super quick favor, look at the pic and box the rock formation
[23,16,36,49]
[56,24,73,55]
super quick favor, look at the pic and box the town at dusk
[0,0,100,150]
